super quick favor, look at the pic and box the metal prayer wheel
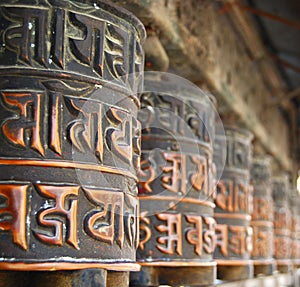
[213,126,254,280]
[272,176,292,273]
[131,74,217,287]
[289,189,300,267]
[250,156,275,276]
[0,0,145,282]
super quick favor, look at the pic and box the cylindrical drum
[131,74,217,287]
[250,156,275,275]
[290,190,300,267]
[0,0,145,272]
[272,176,292,273]
[296,197,300,267]
[213,126,254,280]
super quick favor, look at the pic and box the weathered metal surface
[107,271,129,287]
[30,269,107,287]
[272,176,292,273]
[0,0,145,272]
[0,271,29,287]
[250,156,275,276]
[0,269,129,287]
[131,74,217,286]
[213,126,254,280]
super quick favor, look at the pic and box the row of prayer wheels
[0,0,299,286]
[130,75,300,286]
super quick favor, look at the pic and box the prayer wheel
[272,176,292,273]
[131,73,217,287]
[250,156,275,275]
[290,189,300,268]
[0,0,145,285]
[213,126,254,280]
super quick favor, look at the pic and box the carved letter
[50,8,66,69]
[233,141,248,168]
[190,155,208,194]
[0,184,28,250]
[203,216,216,254]
[138,157,156,193]
[215,224,228,256]
[84,189,124,248]
[253,198,273,221]
[215,180,233,212]
[159,95,185,134]
[252,226,270,257]
[3,7,48,66]
[35,185,79,249]
[124,193,139,248]
[185,214,203,255]
[139,211,151,251]
[132,117,141,171]
[187,101,209,142]
[67,98,104,161]
[49,92,62,155]
[229,226,252,256]
[104,24,127,82]
[156,213,182,255]
[69,13,105,76]
[106,107,133,164]
[161,153,186,194]
[1,92,44,156]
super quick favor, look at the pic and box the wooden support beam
[272,86,300,107]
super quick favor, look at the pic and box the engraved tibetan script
[186,215,203,255]
[1,91,44,156]
[139,211,151,250]
[138,158,156,193]
[161,153,187,195]
[3,7,48,67]
[69,12,105,76]
[0,184,28,250]
[185,215,215,256]
[229,225,253,256]
[67,98,104,161]
[226,138,250,169]
[34,185,80,249]
[84,188,138,248]
[140,211,216,257]
[160,152,209,195]
[251,226,273,258]
[0,182,138,251]
[156,213,182,255]
[0,90,140,169]
[215,224,252,257]
[252,197,273,221]
[1,5,143,90]
[216,179,252,213]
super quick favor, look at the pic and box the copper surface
[0,0,145,271]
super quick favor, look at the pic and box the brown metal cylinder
[131,74,217,286]
[0,0,145,276]
[213,126,254,280]
[250,156,275,276]
[272,176,292,273]
[295,198,300,267]
[289,189,300,267]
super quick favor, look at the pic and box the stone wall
[113,0,296,173]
